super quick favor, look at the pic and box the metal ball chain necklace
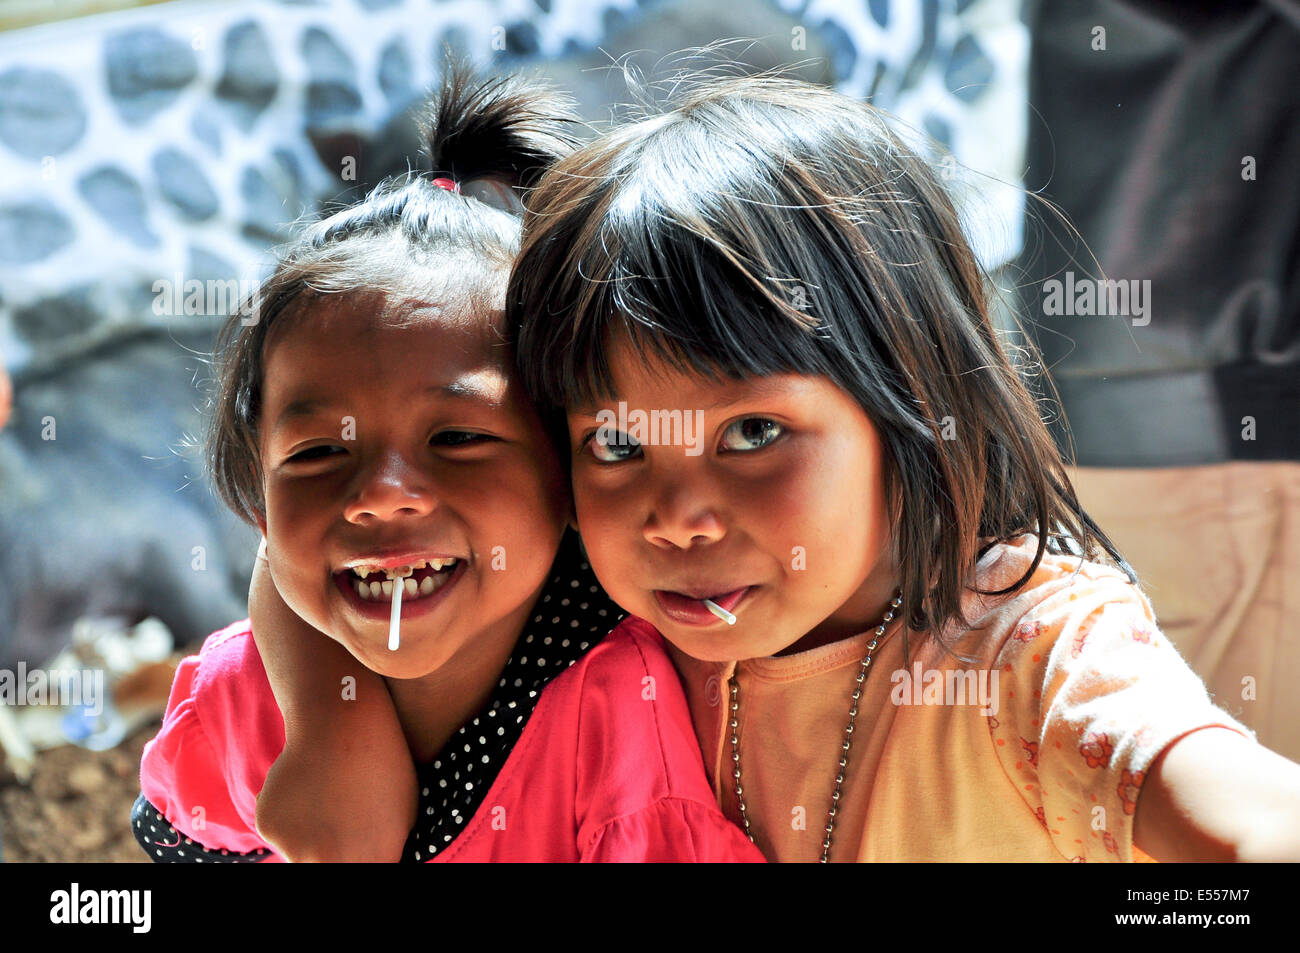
[729,590,904,863]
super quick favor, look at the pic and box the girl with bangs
[502,73,1300,862]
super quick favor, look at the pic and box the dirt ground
[0,720,158,863]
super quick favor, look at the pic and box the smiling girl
[130,66,763,864]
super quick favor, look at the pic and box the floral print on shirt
[984,563,1255,862]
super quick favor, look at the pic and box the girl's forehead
[261,300,517,416]
[268,292,504,355]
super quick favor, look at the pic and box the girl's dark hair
[506,72,1135,654]
[206,60,583,528]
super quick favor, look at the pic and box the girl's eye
[587,429,642,463]
[432,430,494,447]
[287,445,342,462]
[719,418,783,452]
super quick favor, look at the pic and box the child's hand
[249,541,417,862]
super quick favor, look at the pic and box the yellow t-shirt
[667,535,1255,862]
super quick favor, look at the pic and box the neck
[383,577,544,763]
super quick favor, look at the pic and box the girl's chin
[654,614,805,663]
[347,648,442,680]
[333,630,451,678]
[655,627,765,664]
[365,661,436,680]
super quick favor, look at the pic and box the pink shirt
[139,615,765,862]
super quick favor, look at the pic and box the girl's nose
[344,452,437,524]
[641,475,727,550]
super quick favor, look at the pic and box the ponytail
[421,57,584,214]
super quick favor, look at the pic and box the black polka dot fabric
[132,527,626,863]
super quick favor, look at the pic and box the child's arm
[249,542,416,862]
[1134,727,1300,862]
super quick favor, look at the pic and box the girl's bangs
[546,193,836,413]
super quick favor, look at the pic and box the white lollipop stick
[702,599,737,625]
[388,571,406,651]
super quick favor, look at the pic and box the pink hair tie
[431,177,460,193]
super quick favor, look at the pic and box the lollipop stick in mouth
[388,568,410,651]
[703,598,737,625]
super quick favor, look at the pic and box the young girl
[502,73,1300,862]
[130,65,764,864]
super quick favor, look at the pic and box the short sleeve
[989,578,1256,862]
[580,797,766,863]
[138,650,275,857]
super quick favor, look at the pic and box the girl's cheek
[264,508,325,608]
[264,551,313,627]
[575,493,627,548]
[571,517,625,586]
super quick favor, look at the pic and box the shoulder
[545,617,724,836]
[958,535,1175,724]
[528,615,684,727]
[184,618,277,712]
[195,617,267,673]
[552,614,676,698]
[947,535,1155,667]
[556,617,765,862]
[164,619,283,756]
[978,534,1142,603]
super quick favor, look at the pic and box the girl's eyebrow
[438,377,506,408]
[272,397,340,436]
[272,378,506,436]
